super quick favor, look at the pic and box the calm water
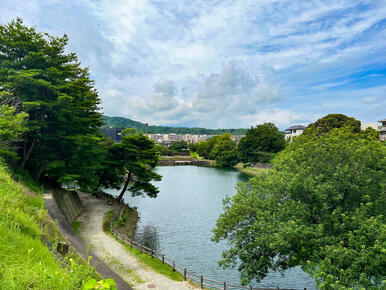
[107,166,316,289]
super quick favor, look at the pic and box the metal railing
[110,216,305,290]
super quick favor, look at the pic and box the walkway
[76,193,197,290]
[43,193,131,290]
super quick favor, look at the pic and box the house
[378,119,386,142]
[285,125,306,141]
[361,122,380,130]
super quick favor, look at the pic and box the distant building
[361,122,380,131]
[378,119,386,142]
[231,135,244,143]
[284,125,306,141]
[100,127,122,142]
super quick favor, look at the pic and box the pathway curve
[43,193,131,290]
[76,193,196,290]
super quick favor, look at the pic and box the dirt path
[43,193,131,290]
[76,193,196,290]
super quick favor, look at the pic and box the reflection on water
[135,223,159,251]
[106,166,316,289]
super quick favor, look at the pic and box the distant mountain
[102,115,247,135]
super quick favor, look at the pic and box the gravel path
[77,193,196,290]
[43,193,131,290]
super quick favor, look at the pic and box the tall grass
[0,161,99,289]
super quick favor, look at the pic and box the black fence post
[224,281,226,289]
[200,275,203,289]
[184,268,187,281]
[151,249,153,258]
[172,261,175,272]
[162,255,165,264]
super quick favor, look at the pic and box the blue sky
[1,0,385,129]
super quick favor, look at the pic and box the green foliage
[0,161,98,288]
[238,123,285,163]
[0,18,104,189]
[169,140,188,151]
[196,134,238,167]
[97,133,161,201]
[102,115,247,135]
[83,278,117,290]
[213,128,385,288]
[0,105,28,158]
[190,152,199,159]
[304,114,361,136]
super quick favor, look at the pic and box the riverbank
[234,162,272,176]
[76,193,196,289]
[158,156,216,167]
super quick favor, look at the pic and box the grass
[234,163,270,176]
[0,161,100,289]
[103,210,184,282]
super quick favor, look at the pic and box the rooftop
[285,125,306,131]
[378,118,386,123]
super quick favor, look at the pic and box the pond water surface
[107,166,316,289]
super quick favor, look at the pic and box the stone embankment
[52,188,84,223]
[158,156,215,167]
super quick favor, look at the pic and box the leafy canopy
[0,18,103,189]
[238,123,285,163]
[97,130,161,202]
[196,133,238,167]
[213,128,385,289]
[0,105,28,158]
[303,113,361,136]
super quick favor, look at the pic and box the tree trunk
[35,162,45,181]
[117,171,131,202]
[19,136,38,170]
[114,203,125,221]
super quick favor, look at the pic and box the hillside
[0,162,99,288]
[102,115,247,135]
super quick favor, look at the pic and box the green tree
[0,105,28,158]
[213,128,385,288]
[211,133,238,167]
[0,18,103,188]
[97,130,161,203]
[238,123,285,163]
[169,140,188,152]
[304,114,360,136]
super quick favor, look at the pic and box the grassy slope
[0,162,99,289]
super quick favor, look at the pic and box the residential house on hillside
[361,122,380,130]
[285,125,306,141]
[379,119,386,141]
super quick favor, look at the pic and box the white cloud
[1,0,385,128]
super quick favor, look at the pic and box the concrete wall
[158,158,216,167]
[52,189,84,223]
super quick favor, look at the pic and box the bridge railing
[110,217,305,290]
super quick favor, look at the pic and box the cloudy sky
[1,0,385,129]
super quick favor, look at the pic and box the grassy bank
[234,163,270,176]
[0,162,99,288]
[104,210,184,282]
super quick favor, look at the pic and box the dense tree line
[192,123,285,167]
[103,115,248,135]
[0,19,160,203]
